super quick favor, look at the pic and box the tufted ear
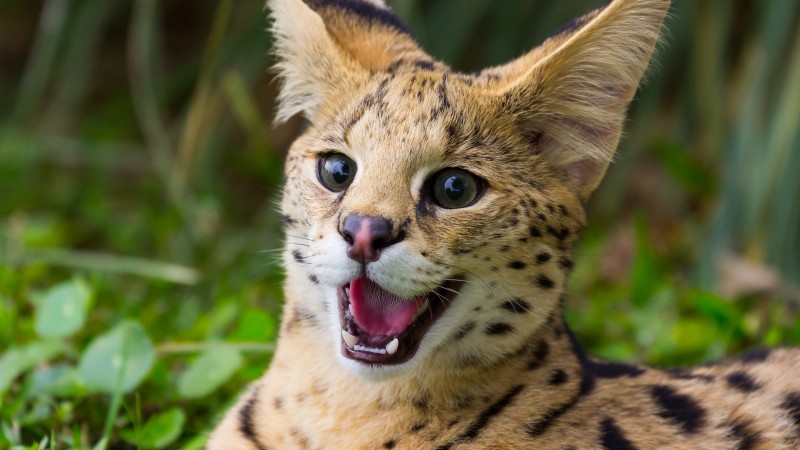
[485,0,669,201]
[268,0,437,124]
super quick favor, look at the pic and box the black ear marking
[303,0,412,35]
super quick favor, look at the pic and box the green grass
[1,0,798,448]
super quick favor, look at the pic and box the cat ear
[486,0,669,200]
[268,0,435,124]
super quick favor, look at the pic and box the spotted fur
[207,0,800,448]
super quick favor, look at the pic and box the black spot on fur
[547,226,571,241]
[441,385,525,447]
[587,360,645,379]
[413,60,435,71]
[501,298,530,313]
[410,422,427,433]
[285,306,320,332]
[536,253,552,264]
[559,258,574,270]
[499,245,511,252]
[383,439,397,449]
[239,391,270,450]
[650,385,707,434]
[486,322,514,335]
[781,391,800,433]
[725,371,762,393]
[525,387,582,436]
[667,368,715,382]
[527,340,550,371]
[308,275,319,284]
[727,419,761,450]
[292,250,304,263]
[416,199,435,221]
[282,215,295,226]
[739,348,771,363]
[453,321,476,341]
[548,369,568,386]
[413,392,430,410]
[530,226,542,237]
[536,275,555,289]
[600,417,638,450]
[508,261,527,270]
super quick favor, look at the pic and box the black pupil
[443,175,466,200]
[327,158,351,185]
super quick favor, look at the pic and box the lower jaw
[337,279,463,366]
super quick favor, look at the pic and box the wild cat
[208,0,800,448]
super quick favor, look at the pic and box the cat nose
[341,214,404,263]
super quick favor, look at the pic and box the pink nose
[341,215,402,263]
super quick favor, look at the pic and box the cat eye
[318,153,357,192]
[430,168,483,209]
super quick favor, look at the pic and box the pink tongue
[350,278,424,335]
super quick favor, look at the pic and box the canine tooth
[341,330,359,348]
[385,338,399,355]
[349,303,355,316]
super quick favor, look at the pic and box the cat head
[273,0,669,380]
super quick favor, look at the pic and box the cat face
[280,70,581,378]
[272,0,663,379]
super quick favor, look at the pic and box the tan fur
[208,1,800,448]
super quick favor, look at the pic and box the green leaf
[120,408,185,449]
[230,308,277,342]
[31,364,86,397]
[34,278,92,339]
[177,347,242,399]
[0,341,64,395]
[78,320,155,394]
[179,435,208,450]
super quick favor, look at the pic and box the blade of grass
[42,0,123,133]
[174,0,233,198]
[155,341,275,356]
[9,0,71,126]
[222,70,270,151]
[128,0,176,199]
[15,248,201,285]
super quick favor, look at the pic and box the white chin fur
[335,350,416,381]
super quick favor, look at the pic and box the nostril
[372,238,387,250]
[343,232,354,245]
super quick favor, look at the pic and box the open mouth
[337,277,464,365]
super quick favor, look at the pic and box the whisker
[285,234,314,242]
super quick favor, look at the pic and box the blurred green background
[1,0,799,448]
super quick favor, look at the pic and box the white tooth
[341,330,359,348]
[349,303,355,316]
[385,338,399,355]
